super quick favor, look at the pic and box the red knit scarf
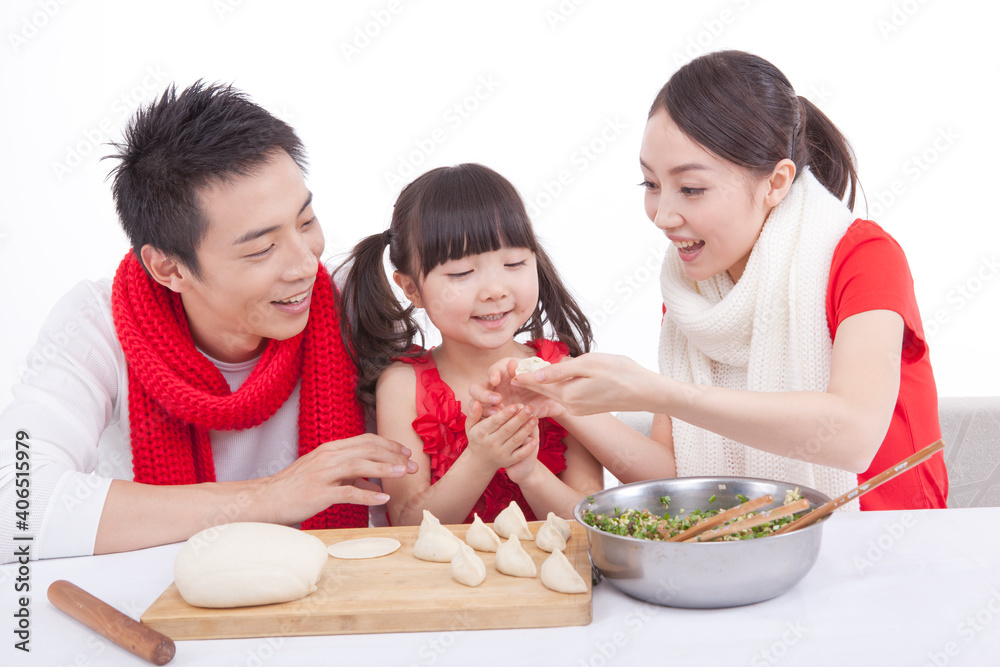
[111,252,367,529]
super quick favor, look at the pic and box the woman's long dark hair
[650,50,860,209]
[338,163,593,410]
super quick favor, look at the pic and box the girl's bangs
[415,167,537,276]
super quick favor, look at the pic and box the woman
[475,50,948,511]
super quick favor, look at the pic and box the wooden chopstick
[690,498,811,542]
[773,439,946,536]
[667,494,774,542]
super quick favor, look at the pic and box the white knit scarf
[658,169,859,506]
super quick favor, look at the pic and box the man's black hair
[105,80,306,278]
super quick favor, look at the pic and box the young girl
[478,51,948,511]
[339,164,660,525]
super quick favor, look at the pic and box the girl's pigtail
[523,246,593,358]
[337,232,423,410]
[794,96,859,210]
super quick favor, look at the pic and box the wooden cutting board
[141,520,591,640]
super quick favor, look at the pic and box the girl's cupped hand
[465,401,540,473]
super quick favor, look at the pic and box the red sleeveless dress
[397,339,569,523]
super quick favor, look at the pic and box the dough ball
[173,522,328,609]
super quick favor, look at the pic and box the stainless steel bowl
[573,477,831,609]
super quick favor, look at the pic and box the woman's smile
[670,237,706,262]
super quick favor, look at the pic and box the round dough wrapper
[327,537,401,559]
[174,522,328,609]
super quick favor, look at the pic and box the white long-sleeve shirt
[0,279,301,563]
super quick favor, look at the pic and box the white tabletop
[4,508,999,666]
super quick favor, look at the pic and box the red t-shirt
[826,220,948,510]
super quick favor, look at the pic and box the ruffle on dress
[397,339,569,522]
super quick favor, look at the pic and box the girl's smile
[472,310,513,328]
[395,247,538,352]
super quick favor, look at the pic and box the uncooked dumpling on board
[450,543,487,587]
[493,501,533,540]
[540,547,587,594]
[535,520,567,553]
[494,535,537,578]
[545,512,572,541]
[413,523,463,563]
[419,509,442,536]
[466,513,502,552]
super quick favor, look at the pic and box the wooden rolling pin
[47,580,175,665]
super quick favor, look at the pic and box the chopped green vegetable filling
[583,493,806,542]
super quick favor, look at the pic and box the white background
[1,0,997,404]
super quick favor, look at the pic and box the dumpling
[418,509,441,536]
[535,520,567,553]
[466,513,502,552]
[493,501,533,540]
[494,535,537,578]
[516,356,551,375]
[545,512,572,541]
[413,523,462,563]
[450,543,487,587]
[540,548,587,594]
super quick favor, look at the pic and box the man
[0,82,415,563]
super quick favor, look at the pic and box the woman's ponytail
[794,96,859,209]
[652,50,861,210]
[337,231,422,410]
